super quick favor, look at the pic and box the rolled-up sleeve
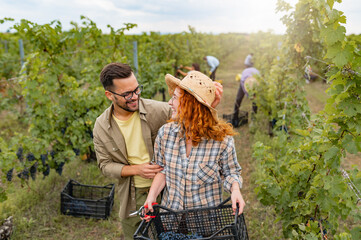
[153,126,166,174]
[220,137,243,192]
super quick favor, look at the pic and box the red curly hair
[169,89,236,146]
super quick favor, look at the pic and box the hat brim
[165,74,218,122]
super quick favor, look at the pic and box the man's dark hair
[192,63,200,71]
[100,63,133,90]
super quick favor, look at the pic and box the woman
[144,71,245,216]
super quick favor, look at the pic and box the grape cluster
[6,168,14,182]
[43,164,50,178]
[56,161,65,176]
[86,129,93,139]
[26,152,36,162]
[40,153,50,179]
[50,150,56,159]
[40,153,48,165]
[158,232,203,240]
[65,200,89,213]
[308,218,328,236]
[16,147,23,161]
[61,117,69,135]
[73,148,80,156]
[30,162,38,180]
[17,169,29,180]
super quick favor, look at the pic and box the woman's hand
[231,183,245,215]
[211,81,223,108]
[142,197,157,222]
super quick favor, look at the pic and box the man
[244,53,254,68]
[232,67,260,128]
[93,63,222,239]
[176,63,200,77]
[203,55,219,81]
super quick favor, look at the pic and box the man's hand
[121,163,163,178]
[211,81,223,108]
[136,163,163,179]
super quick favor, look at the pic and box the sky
[0,0,360,35]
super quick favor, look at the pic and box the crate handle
[61,192,75,200]
[149,197,233,214]
[70,179,114,189]
[104,183,114,188]
[151,205,177,214]
[218,196,232,207]
[69,179,81,185]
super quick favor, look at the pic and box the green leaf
[339,15,347,24]
[324,146,339,160]
[342,135,358,154]
[323,25,345,45]
[295,129,310,137]
[298,223,306,231]
[327,0,334,9]
[326,45,353,68]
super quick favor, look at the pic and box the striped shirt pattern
[153,122,243,210]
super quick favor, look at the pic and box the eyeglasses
[108,85,143,100]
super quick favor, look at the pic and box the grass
[304,80,329,114]
[0,159,122,239]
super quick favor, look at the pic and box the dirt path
[216,60,278,238]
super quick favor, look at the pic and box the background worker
[244,53,254,68]
[177,63,200,77]
[93,63,223,240]
[232,67,260,128]
[304,64,318,83]
[203,55,219,80]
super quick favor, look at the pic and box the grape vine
[252,0,360,238]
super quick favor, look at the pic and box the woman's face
[168,87,181,120]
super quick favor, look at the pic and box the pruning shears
[129,203,158,218]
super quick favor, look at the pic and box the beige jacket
[93,98,171,219]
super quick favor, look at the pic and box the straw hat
[244,76,258,93]
[165,71,218,122]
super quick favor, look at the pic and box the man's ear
[105,91,113,101]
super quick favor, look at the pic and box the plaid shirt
[153,122,243,210]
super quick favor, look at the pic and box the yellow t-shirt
[113,112,152,188]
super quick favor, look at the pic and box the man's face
[107,73,140,113]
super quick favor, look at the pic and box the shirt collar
[169,122,181,133]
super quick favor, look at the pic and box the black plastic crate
[134,197,248,240]
[223,111,248,128]
[61,179,115,219]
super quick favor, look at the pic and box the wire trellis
[341,168,361,205]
